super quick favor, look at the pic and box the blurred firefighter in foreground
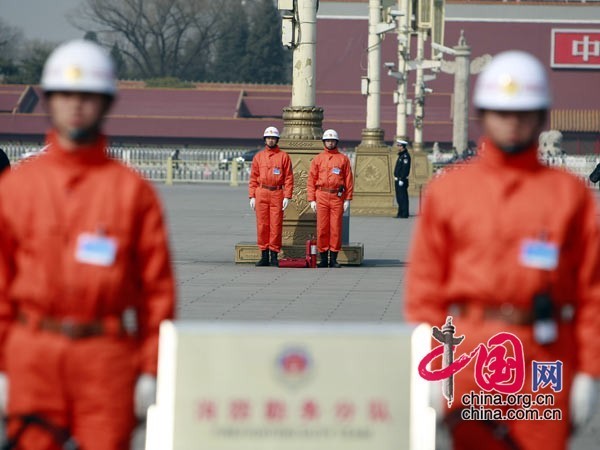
[405,51,600,450]
[248,127,294,267]
[307,129,354,268]
[0,40,175,449]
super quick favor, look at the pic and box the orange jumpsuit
[405,138,600,450]
[0,130,175,449]
[307,148,354,252]
[248,146,293,252]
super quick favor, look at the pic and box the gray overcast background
[0,0,83,42]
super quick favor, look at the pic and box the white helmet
[263,126,280,138]
[322,129,339,141]
[397,139,408,147]
[41,39,117,96]
[473,51,550,111]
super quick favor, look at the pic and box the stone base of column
[352,128,397,217]
[235,243,364,266]
[408,150,432,197]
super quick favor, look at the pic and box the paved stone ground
[165,184,411,323]
[152,183,600,450]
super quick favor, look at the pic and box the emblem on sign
[274,346,313,389]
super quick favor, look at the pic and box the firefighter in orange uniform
[307,129,354,268]
[248,127,294,267]
[405,51,600,450]
[0,40,175,449]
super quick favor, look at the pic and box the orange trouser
[445,316,574,450]
[316,190,344,252]
[6,325,137,450]
[255,186,284,252]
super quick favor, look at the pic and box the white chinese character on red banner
[369,400,391,422]
[335,401,356,421]
[572,35,600,62]
[265,400,286,421]
[301,399,320,420]
[197,400,217,421]
[229,399,251,421]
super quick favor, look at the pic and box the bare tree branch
[0,18,24,59]
[70,0,224,80]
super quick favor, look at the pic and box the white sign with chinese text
[146,321,434,450]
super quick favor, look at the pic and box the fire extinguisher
[310,234,317,268]
[305,238,311,267]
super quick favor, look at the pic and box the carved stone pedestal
[234,242,364,265]
[352,128,397,217]
[408,150,432,198]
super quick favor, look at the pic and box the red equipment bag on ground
[279,237,317,268]
[278,258,308,268]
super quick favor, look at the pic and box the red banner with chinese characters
[552,29,600,68]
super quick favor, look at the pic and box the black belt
[260,184,283,191]
[318,187,339,194]
[17,311,127,340]
[451,303,574,326]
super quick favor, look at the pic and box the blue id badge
[519,239,558,270]
[534,320,558,345]
[332,167,341,175]
[75,233,117,267]
[273,167,281,175]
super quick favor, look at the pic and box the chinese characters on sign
[196,399,392,424]
[551,29,600,68]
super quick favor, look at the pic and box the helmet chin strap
[498,137,536,154]
[68,124,101,143]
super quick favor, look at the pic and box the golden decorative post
[352,0,397,217]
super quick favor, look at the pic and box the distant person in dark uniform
[463,146,476,161]
[0,149,10,174]
[171,149,180,171]
[589,161,600,188]
[394,139,411,218]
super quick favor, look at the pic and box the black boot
[317,251,329,268]
[329,251,341,268]
[255,249,270,266]
[270,250,279,267]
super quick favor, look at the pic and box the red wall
[316,18,600,146]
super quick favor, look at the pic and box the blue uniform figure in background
[0,149,9,175]
[394,139,411,218]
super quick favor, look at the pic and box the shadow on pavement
[362,259,407,267]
